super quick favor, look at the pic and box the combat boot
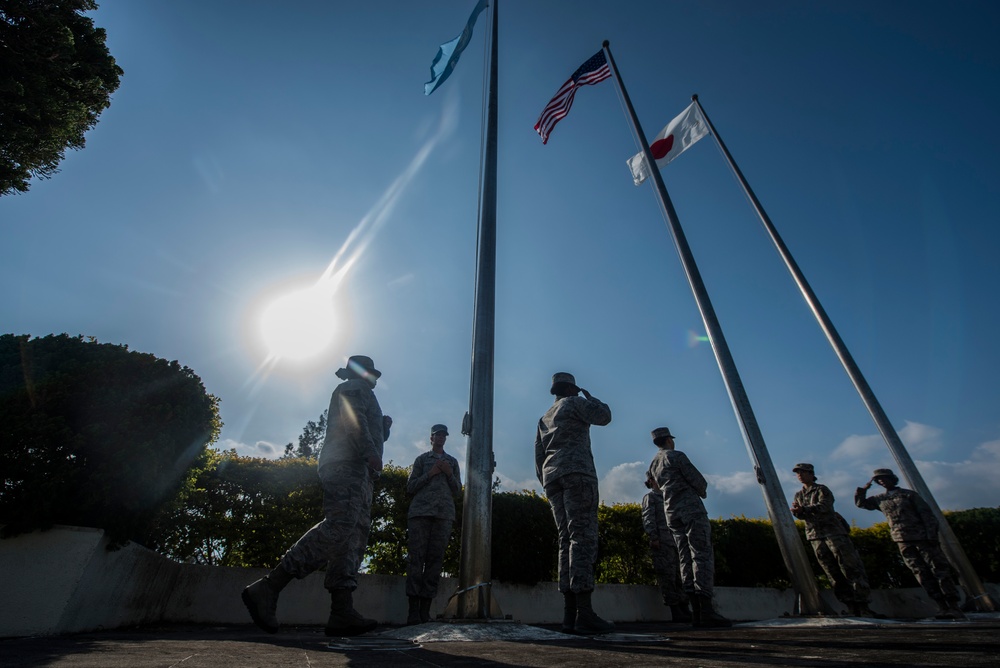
[689,595,702,626]
[241,565,293,633]
[669,600,693,624]
[694,594,732,628]
[574,590,615,635]
[419,597,433,623]
[561,591,577,634]
[406,596,421,625]
[934,600,967,620]
[325,588,378,636]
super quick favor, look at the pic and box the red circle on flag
[651,135,675,160]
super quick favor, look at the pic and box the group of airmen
[241,358,967,637]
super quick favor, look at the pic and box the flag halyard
[534,50,612,144]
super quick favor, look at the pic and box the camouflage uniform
[855,484,960,607]
[641,488,686,605]
[792,482,870,606]
[647,449,715,598]
[279,377,389,591]
[406,450,461,599]
[535,393,612,593]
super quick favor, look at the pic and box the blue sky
[3,1,999,529]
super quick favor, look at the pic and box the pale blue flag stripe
[424,0,489,95]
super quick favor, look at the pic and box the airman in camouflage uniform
[789,462,874,616]
[535,372,614,635]
[405,423,461,624]
[642,472,692,623]
[855,468,965,620]
[242,355,392,636]
[647,426,730,627]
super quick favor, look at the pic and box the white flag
[627,102,709,185]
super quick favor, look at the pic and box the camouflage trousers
[668,511,715,598]
[650,536,686,605]
[810,534,871,605]
[545,473,599,594]
[279,461,374,591]
[406,516,453,598]
[898,540,961,604]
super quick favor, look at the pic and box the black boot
[419,597,433,623]
[406,596,421,625]
[575,590,614,635]
[561,591,577,634]
[669,600,693,624]
[694,594,732,628]
[689,595,702,627]
[325,588,378,637]
[241,564,293,633]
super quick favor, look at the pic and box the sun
[259,286,337,361]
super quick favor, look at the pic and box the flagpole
[602,41,827,615]
[456,0,499,620]
[692,95,995,612]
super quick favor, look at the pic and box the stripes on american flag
[534,50,612,144]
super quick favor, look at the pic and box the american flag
[534,50,612,144]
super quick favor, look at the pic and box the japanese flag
[627,102,709,185]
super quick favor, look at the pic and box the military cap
[550,372,579,395]
[651,426,676,445]
[792,462,815,474]
[872,468,897,480]
[431,424,449,435]
[335,354,382,380]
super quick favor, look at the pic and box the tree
[0,334,221,548]
[0,0,123,195]
[281,410,327,459]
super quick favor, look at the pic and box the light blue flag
[424,0,489,95]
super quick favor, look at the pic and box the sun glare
[259,286,337,361]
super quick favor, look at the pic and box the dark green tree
[0,0,123,195]
[0,333,221,548]
[281,409,327,459]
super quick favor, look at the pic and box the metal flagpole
[456,0,499,620]
[692,95,996,612]
[602,42,827,615]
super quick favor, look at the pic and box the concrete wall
[2,526,996,637]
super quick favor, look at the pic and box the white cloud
[495,470,542,494]
[215,438,281,459]
[707,470,759,495]
[599,461,647,505]
[830,420,943,461]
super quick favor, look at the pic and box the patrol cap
[872,468,897,480]
[431,424,449,435]
[651,427,675,445]
[792,462,815,474]
[335,355,382,380]
[550,372,579,395]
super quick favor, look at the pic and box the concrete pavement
[2,615,998,667]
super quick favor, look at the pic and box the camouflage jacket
[647,449,708,522]
[534,395,612,487]
[318,378,389,470]
[641,489,671,543]
[792,483,849,540]
[855,486,939,542]
[407,450,461,521]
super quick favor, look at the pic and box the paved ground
[2,615,998,667]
